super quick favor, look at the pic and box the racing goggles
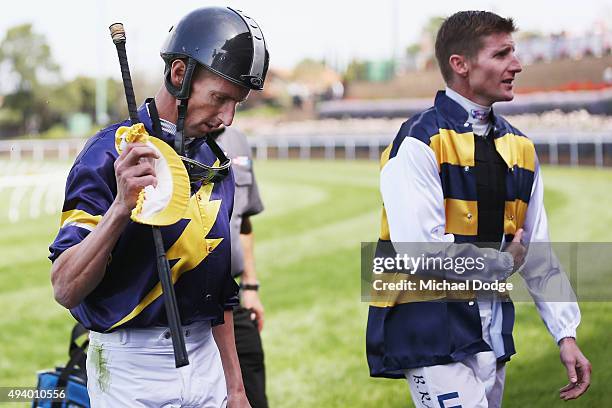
[144,98,231,185]
[180,135,231,184]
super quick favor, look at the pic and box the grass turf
[0,159,610,407]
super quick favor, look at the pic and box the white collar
[445,87,492,136]
[144,102,198,145]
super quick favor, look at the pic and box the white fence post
[594,137,603,168]
[325,139,335,160]
[369,138,379,161]
[256,140,268,161]
[345,139,355,160]
[10,144,21,161]
[299,138,310,160]
[58,142,70,161]
[33,143,44,162]
[570,137,579,167]
[548,139,558,165]
[279,140,288,159]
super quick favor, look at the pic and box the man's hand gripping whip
[109,23,189,368]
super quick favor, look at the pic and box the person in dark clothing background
[215,126,268,408]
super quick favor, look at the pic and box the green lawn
[0,160,610,407]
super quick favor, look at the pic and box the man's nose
[510,54,522,74]
[218,102,237,127]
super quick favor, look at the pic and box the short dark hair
[435,11,517,83]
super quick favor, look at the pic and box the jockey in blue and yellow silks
[367,12,590,405]
[367,89,537,374]
[49,102,238,332]
[366,87,584,405]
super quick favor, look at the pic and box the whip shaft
[109,22,189,368]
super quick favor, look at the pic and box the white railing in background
[0,139,82,224]
[249,131,612,167]
[2,132,612,166]
[0,160,69,224]
[1,132,610,223]
[0,139,87,162]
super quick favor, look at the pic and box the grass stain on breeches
[89,344,111,393]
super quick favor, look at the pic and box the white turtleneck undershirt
[445,87,492,136]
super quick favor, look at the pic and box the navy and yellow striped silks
[379,99,536,243]
[368,91,532,377]
[60,209,102,231]
[430,129,475,169]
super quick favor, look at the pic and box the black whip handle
[113,41,139,124]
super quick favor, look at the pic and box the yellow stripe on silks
[429,129,475,170]
[380,207,390,241]
[60,209,102,230]
[504,199,529,235]
[108,182,223,331]
[380,143,392,170]
[444,199,478,236]
[494,133,536,171]
[379,143,392,240]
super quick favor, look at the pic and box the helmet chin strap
[174,99,188,156]
[163,58,198,156]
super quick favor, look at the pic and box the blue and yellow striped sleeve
[49,135,118,262]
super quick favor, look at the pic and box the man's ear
[448,54,469,79]
[170,59,186,89]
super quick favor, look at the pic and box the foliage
[0,24,59,94]
[423,16,445,40]
[47,76,125,125]
[405,43,421,57]
[291,58,329,82]
[0,24,60,134]
[0,24,125,138]
[344,59,369,82]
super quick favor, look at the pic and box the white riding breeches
[86,320,227,408]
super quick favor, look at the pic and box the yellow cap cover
[115,123,190,226]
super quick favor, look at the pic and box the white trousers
[404,301,506,408]
[405,351,506,408]
[86,320,227,408]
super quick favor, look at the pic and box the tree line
[0,23,126,139]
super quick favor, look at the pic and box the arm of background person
[519,156,591,400]
[239,216,264,331]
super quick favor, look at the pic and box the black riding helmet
[161,6,269,98]
[158,6,269,177]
